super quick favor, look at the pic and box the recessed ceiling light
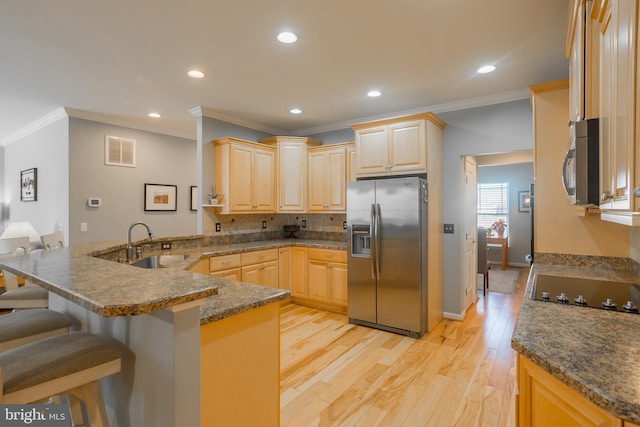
[289,108,302,114]
[277,32,298,44]
[477,65,496,74]
[188,70,205,78]
[367,90,382,98]
[148,112,161,118]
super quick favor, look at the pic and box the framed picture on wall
[20,168,37,202]
[190,186,197,211]
[144,183,177,211]
[518,190,531,212]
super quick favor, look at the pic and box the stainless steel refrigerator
[347,176,428,338]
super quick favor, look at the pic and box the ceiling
[0,0,570,144]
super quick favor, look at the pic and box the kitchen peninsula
[0,236,317,427]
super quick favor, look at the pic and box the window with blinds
[477,183,509,230]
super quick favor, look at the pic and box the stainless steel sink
[131,254,190,269]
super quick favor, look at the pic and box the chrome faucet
[126,222,155,262]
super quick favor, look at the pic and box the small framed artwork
[190,186,197,211]
[20,168,37,202]
[518,190,531,212]
[144,183,177,211]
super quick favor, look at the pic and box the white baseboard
[443,311,465,321]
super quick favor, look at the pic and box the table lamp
[0,221,41,249]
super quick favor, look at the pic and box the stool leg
[71,382,109,427]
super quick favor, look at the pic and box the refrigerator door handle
[374,203,381,280]
[370,203,377,279]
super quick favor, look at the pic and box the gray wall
[3,117,69,242]
[0,146,4,233]
[477,162,533,266]
[439,99,534,317]
[69,118,197,244]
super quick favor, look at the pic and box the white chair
[0,236,48,309]
[0,331,123,427]
[40,232,64,250]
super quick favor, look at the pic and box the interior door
[464,156,478,309]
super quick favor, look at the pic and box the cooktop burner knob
[541,292,550,300]
[623,301,638,312]
[573,295,587,306]
[602,298,617,310]
[556,293,569,304]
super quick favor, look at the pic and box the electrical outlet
[301,220,306,228]
[80,222,87,232]
[261,220,267,229]
[444,224,454,234]
[215,223,221,232]
[161,242,172,250]
[343,221,347,230]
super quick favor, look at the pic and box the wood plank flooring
[280,267,528,427]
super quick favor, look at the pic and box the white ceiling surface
[0,0,570,144]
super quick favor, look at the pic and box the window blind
[477,183,509,230]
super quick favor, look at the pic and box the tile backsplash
[202,209,347,241]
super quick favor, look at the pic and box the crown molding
[190,106,287,136]
[291,88,530,136]
[1,107,68,146]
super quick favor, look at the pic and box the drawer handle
[222,261,231,265]
[326,254,333,258]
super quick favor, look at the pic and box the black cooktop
[529,274,640,314]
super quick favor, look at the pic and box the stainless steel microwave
[562,118,599,206]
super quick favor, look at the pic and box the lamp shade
[0,221,40,244]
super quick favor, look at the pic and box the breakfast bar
[0,239,291,427]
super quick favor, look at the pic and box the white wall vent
[105,135,136,167]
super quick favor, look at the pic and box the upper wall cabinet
[213,137,276,213]
[592,0,638,213]
[307,143,349,213]
[259,136,321,213]
[566,0,601,121]
[351,112,446,178]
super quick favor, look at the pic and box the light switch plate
[444,224,454,234]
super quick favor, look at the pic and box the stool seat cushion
[0,332,123,394]
[0,286,48,301]
[0,309,73,343]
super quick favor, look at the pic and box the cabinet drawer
[209,254,242,272]
[308,248,347,263]
[241,248,279,266]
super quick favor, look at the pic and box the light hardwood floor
[280,267,528,427]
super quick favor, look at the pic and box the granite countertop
[0,236,345,323]
[512,263,640,423]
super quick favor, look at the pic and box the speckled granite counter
[0,236,344,322]
[512,261,640,423]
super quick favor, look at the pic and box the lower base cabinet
[517,353,626,427]
[242,260,278,287]
[304,248,348,312]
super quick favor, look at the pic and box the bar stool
[0,308,74,352]
[0,331,123,427]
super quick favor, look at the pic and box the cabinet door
[308,261,331,303]
[278,142,306,212]
[517,354,621,427]
[211,268,242,281]
[229,144,254,211]
[253,147,276,211]
[355,126,389,176]
[308,150,327,211]
[260,260,279,288]
[568,0,585,122]
[326,147,346,211]
[388,119,427,174]
[278,247,292,290]
[598,0,637,210]
[291,247,308,298]
[330,262,348,307]
[347,143,356,182]
[241,263,261,284]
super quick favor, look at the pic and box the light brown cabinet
[208,253,242,281]
[307,144,347,212]
[592,0,638,211]
[241,249,279,288]
[213,137,276,213]
[517,353,624,427]
[307,248,348,311]
[290,247,308,299]
[259,136,321,213]
[351,113,445,178]
[278,246,292,291]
